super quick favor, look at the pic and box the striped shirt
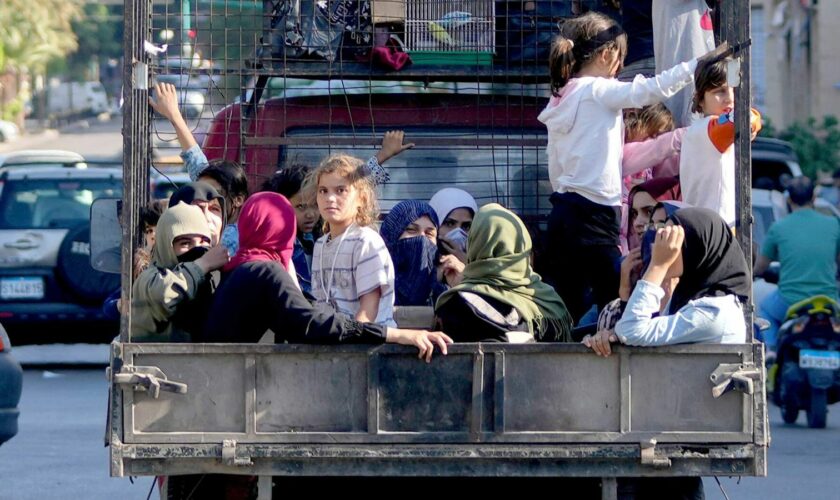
[312,224,396,327]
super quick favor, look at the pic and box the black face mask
[176,245,209,263]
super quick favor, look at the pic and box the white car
[0,150,86,170]
[0,121,19,143]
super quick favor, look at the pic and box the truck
[102,1,765,498]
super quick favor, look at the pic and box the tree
[0,0,81,74]
[62,4,124,81]
[778,116,840,179]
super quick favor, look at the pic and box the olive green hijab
[436,204,573,341]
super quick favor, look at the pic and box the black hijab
[667,208,750,314]
[169,181,224,210]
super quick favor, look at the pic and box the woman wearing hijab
[380,200,446,306]
[595,200,690,335]
[131,202,231,342]
[429,187,479,260]
[625,176,681,252]
[435,204,574,343]
[585,207,749,355]
[203,193,452,360]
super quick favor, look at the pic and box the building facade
[751,0,840,129]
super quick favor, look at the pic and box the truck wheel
[781,404,799,424]
[807,388,828,429]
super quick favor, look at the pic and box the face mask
[443,227,469,253]
[390,236,439,306]
[640,227,657,275]
[176,245,209,263]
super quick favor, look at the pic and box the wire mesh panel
[146,1,572,226]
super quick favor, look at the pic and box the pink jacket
[619,127,686,253]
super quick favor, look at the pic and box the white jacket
[538,60,697,207]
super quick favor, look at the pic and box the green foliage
[775,116,840,178]
[2,96,23,122]
[0,0,81,74]
[65,4,123,80]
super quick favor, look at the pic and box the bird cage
[404,0,495,65]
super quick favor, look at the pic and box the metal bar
[753,343,769,476]
[120,0,152,343]
[125,443,758,460]
[722,0,755,341]
[601,477,618,500]
[257,476,272,500]
[494,352,505,433]
[367,350,380,435]
[620,351,631,434]
[120,342,752,356]
[123,430,753,445]
[245,354,256,437]
[470,349,484,440]
[242,137,546,148]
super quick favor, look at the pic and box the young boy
[679,58,761,226]
[131,202,229,341]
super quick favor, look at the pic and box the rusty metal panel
[256,352,368,433]
[377,351,476,433]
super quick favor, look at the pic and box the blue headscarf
[381,200,441,306]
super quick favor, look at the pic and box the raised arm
[364,130,415,186]
[622,128,685,177]
[149,82,208,180]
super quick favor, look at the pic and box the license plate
[0,277,44,300]
[800,349,840,370]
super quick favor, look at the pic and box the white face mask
[444,227,469,253]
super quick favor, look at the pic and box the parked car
[752,136,803,190]
[0,120,20,143]
[0,150,87,170]
[0,322,22,446]
[0,166,122,343]
[33,81,110,120]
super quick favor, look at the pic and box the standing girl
[308,154,396,327]
[539,11,722,323]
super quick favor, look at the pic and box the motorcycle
[770,295,840,428]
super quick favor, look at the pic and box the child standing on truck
[307,154,396,327]
[539,11,724,323]
[679,58,761,226]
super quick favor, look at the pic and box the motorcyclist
[754,176,840,350]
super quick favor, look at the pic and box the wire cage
[403,0,495,65]
[142,1,591,233]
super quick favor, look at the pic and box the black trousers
[545,192,621,324]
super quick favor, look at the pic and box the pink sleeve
[621,128,686,177]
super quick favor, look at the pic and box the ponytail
[550,36,576,96]
[547,13,628,97]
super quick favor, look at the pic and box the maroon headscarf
[626,176,681,251]
[224,192,296,272]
